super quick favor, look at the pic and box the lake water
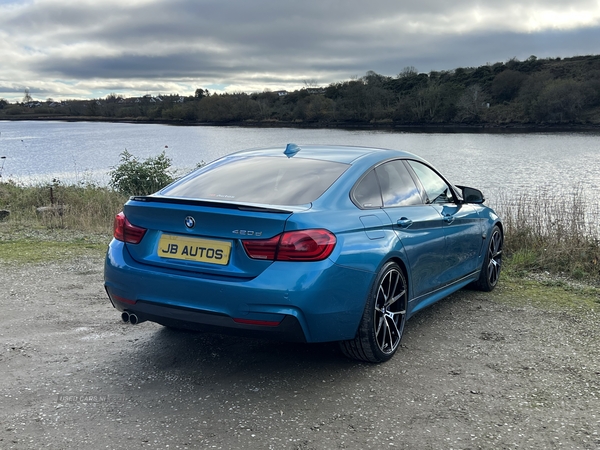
[1,120,599,207]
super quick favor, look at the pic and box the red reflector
[110,293,137,305]
[242,229,336,262]
[233,318,281,327]
[113,211,147,244]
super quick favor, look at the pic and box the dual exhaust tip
[121,311,142,325]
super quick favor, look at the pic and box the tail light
[242,229,336,261]
[113,212,147,244]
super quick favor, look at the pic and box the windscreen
[161,156,349,205]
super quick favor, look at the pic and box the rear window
[161,156,349,205]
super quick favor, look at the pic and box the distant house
[276,90,288,97]
[306,88,325,95]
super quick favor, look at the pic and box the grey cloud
[1,0,600,100]
[32,25,600,76]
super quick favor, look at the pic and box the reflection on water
[1,121,599,208]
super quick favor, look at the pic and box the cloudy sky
[1,0,600,102]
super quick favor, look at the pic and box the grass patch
[0,222,110,264]
[489,271,600,312]
[0,239,107,264]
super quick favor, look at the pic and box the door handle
[443,214,455,224]
[397,218,413,228]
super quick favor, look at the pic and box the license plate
[157,234,231,265]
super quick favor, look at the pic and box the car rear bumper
[104,240,374,343]
[107,294,308,342]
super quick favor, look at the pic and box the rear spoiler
[129,195,307,214]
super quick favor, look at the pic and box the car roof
[229,144,420,165]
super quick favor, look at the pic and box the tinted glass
[162,156,349,205]
[376,160,421,207]
[353,169,383,208]
[408,161,453,204]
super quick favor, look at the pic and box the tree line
[2,54,600,127]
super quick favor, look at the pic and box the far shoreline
[2,115,600,133]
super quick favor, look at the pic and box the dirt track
[1,256,599,449]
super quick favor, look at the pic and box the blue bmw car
[104,144,502,363]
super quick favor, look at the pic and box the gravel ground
[1,256,599,450]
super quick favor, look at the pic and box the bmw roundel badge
[184,216,196,229]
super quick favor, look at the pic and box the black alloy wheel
[340,261,408,363]
[474,225,503,292]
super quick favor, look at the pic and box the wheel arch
[380,255,411,302]
[493,220,504,237]
[482,220,503,258]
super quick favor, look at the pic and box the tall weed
[492,185,600,278]
[0,180,127,233]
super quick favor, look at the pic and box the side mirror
[458,186,485,204]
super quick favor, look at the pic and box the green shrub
[109,150,174,196]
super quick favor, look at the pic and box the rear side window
[353,170,382,208]
[161,156,349,206]
[376,160,422,207]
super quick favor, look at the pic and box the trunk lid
[123,197,301,279]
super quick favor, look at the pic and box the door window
[408,161,454,204]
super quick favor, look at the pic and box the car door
[406,160,485,283]
[373,160,448,300]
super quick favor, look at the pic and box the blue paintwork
[104,145,501,343]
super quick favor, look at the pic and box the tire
[340,261,408,363]
[474,225,503,292]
